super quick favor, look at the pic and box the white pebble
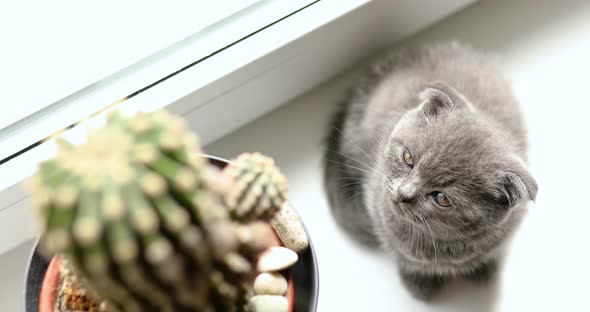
[254,272,288,295]
[248,295,288,312]
[257,247,298,272]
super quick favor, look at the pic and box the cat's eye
[432,192,451,208]
[402,149,414,167]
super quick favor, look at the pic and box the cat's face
[382,82,537,240]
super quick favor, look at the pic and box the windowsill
[0,0,476,254]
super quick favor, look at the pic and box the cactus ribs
[26,110,289,312]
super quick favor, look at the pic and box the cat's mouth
[390,199,422,225]
[386,184,424,225]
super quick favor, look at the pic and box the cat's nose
[398,191,416,203]
[398,183,417,203]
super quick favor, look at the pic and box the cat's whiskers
[330,159,390,188]
[340,180,362,187]
[419,215,439,263]
[339,184,363,196]
[330,170,367,201]
[410,223,416,253]
[327,149,376,172]
[336,176,372,182]
[347,191,363,201]
[329,129,391,184]
[333,127,379,168]
[326,159,374,176]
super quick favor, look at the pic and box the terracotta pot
[38,256,59,312]
[25,155,319,312]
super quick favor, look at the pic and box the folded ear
[418,81,473,116]
[497,159,538,208]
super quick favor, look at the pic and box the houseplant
[24,110,318,312]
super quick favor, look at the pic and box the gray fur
[324,42,537,300]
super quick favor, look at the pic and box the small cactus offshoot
[222,153,288,221]
[25,110,275,312]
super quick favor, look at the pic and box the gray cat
[324,42,537,300]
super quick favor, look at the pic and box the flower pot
[25,155,319,312]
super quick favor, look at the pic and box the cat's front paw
[399,271,445,301]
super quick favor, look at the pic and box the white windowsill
[0,0,476,254]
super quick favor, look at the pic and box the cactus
[26,110,275,312]
[222,153,288,221]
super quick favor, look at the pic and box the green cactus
[26,110,274,312]
[222,153,288,221]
